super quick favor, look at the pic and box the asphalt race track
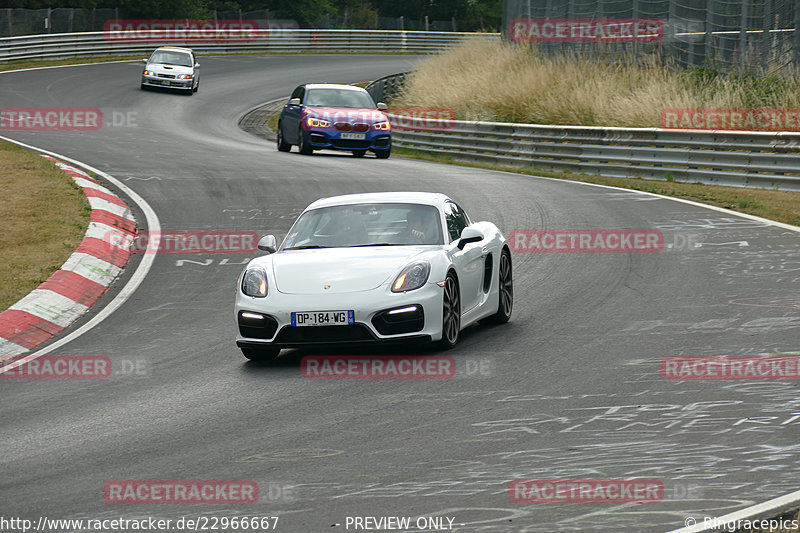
[2,55,800,532]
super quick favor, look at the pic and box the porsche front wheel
[438,272,461,350]
[485,248,513,324]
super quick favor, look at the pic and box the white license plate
[341,133,366,140]
[291,310,355,327]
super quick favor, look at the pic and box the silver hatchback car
[140,46,199,94]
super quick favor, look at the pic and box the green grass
[0,141,90,311]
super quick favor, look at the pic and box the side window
[290,85,305,102]
[444,202,470,242]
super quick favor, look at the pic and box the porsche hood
[271,247,429,295]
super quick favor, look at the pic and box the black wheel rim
[277,127,283,146]
[499,252,513,316]
[443,276,460,344]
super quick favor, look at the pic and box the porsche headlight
[242,267,268,297]
[306,117,331,127]
[392,262,430,292]
[178,74,192,79]
[143,70,151,75]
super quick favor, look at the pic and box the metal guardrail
[390,119,800,191]
[0,29,498,61]
[365,72,407,105]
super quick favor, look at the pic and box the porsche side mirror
[194,63,200,68]
[376,102,388,110]
[288,98,301,106]
[258,235,277,253]
[141,58,147,63]
[457,227,483,250]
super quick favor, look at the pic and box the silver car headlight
[242,267,268,297]
[392,262,430,292]
[178,74,192,80]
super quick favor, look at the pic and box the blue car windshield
[282,203,444,249]
[304,89,375,108]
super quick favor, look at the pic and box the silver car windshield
[282,203,444,250]
[304,89,375,108]
[149,51,193,67]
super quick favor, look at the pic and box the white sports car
[234,192,513,361]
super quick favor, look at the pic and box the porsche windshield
[282,203,444,250]
[304,88,375,108]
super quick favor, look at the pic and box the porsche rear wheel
[438,272,461,350]
[240,345,281,362]
[485,248,513,324]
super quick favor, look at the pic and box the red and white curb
[0,157,136,356]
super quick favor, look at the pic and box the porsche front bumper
[234,282,444,349]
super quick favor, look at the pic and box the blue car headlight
[307,117,331,127]
[392,262,430,292]
[242,267,268,297]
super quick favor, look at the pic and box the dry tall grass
[398,39,800,127]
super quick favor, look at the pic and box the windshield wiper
[284,245,331,250]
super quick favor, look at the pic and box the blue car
[277,83,392,159]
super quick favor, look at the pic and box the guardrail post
[739,0,749,73]
[666,0,675,65]
[6,8,12,37]
[795,1,800,74]
[705,0,713,65]
[761,0,772,73]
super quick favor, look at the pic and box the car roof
[153,46,194,54]
[303,83,368,92]
[306,192,452,211]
